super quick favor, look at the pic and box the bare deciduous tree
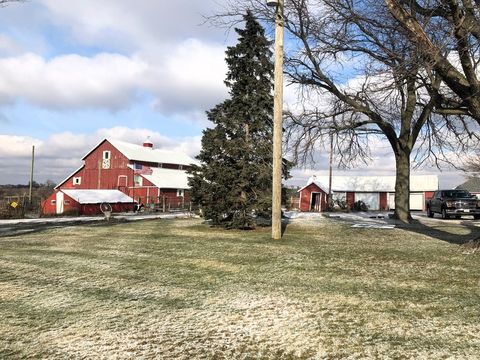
[464,153,480,175]
[215,0,479,222]
[0,0,24,6]
[282,0,480,222]
[384,0,480,123]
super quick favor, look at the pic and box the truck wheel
[427,207,434,218]
[441,208,450,219]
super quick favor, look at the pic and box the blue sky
[0,0,467,188]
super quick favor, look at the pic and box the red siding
[42,192,57,215]
[128,186,190,206]
[379,192,387,211]
[42,190,135,216]
[346,192,355,209]
[61,140,132,191]
[41,191,79,215]
[424,191,434,202]
[79,203,134,215]
[299,183,327,212]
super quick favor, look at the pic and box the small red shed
[298,182,328,212]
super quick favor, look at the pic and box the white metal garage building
[302,175,438,211]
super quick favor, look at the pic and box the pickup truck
[426,189,480,219]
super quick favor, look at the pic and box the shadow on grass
[281,218,290,237]
[396,219,480,245]
[0,218,130,238]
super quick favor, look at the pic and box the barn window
[73,177,81,185]
[157,163,163,168]
[103,151,111,160]
[64,200,70,205]
[134,175,143,186]
[178,165,183,170]
[134,163,142,170]
[50,200,56,205]
[177,189,184,197]
[118,175,128,187]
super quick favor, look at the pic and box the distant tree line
[0,180,56,200]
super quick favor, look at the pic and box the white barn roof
[62,189,134,204]
[301,175,438,192]
[142,168,190,189]
[107,138,198,166]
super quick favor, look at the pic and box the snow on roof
[141,167,190,189]
[106,138,198,166]
[61,189,134,204]
[300,174,438,192]
[456,177,480,192]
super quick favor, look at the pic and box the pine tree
[188,11,283,229]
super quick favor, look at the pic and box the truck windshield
[443,190,471,198]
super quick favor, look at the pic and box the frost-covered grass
[1,218,480,359]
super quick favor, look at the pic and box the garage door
[355,193,380,210]
[409,193,424,211]
[388,193,424,210]
[388,193,395,210]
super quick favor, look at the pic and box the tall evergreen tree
[188,11,283,229]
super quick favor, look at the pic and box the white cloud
[0,135,42,158]
[0,0,231,117]
[0,41,228,115]
[0,53,146,110]
[39,0,230,51]
[144,39,228,115]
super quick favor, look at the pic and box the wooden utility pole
[328,134,333,208]
[270,0,284,240]
[28,145,35,204]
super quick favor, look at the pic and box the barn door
[310,192,322,212]
[56,192,64,214]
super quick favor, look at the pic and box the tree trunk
[394,148,412,223]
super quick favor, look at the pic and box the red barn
[298,175,438,212]
[42,189,135,216]
[43,138,196,215]
[298,182,329,212]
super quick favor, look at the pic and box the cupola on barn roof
[143,137,154,149]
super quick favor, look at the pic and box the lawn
[1,217,479,359]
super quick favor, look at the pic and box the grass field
[1,217,480,359]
